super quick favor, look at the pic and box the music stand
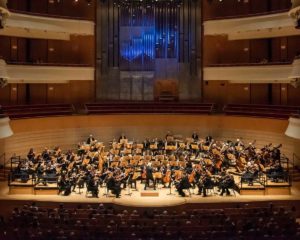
[167,180,175,195]
[125,176,132,196]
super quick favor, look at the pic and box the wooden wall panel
[280,84,288,105]
[8,0,29,11]
[271,84,281,105]
[0,86,11,105]
[4,115,294,161]
[9,84,18,104]
[203,81,228,105]
[0,36,11,60]
[29,0,48,14]
[250,0,269,14]
[16,84,26,104]
[226,84,250,104]
[222,40,250,64]
[78,36,95,66]
[270,0,291,11]
[271,38,288,62]
[29,84,47,104]
[202,0,290,20]
[202,81,300,106]
[47,40,62,64]
[203,36,220,65]
[287,86,300,105]
[287,36,300,61]
[250,39,269,63]
[17,38,27,62]
[250,84,269,104]
[46,84,69,104]
[7,0,95,20]
[10,38,18,62]
[69,81,94,104]
[29,39,47,63]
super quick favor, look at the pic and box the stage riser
[239,187,291,195]
[9,187,34,195]
[141,192,159,197]
[265,187,291,195]
[34,189,58,195]
[240,190,265,195]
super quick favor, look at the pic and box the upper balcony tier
[0,10,94,40]
[204,10,300,40]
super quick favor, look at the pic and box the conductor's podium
[141,190,159,197]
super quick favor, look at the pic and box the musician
[267,160,284,182]
[58,175,72,196]
[176,172,191,197]
[241,162,259,186]
[144,162,156,190]
[87,177,99,198]
[41,148,51,161]
[27,148,35,161]
[185,160,193,174]
[234,139,244,148]
[143,138,150,150]
[86,135,95,145]
[106,172,121,198]
[197,171,212,197]
[165,131,173,141]
[272,147,281,161]
[192,132,199,141]
[205,136,213,144]
[219,172,234,196]
[118,133,127,142]
[17,160,30,183]
[157,138,165,151]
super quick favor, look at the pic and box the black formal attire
[219,175,234,196]
[144,166,156,190]
[197,175,212,197]
[86,137,95,145]
[107,176,121,198]
[87,178,99,197]
[176,176,191,197]
[192,133,199,141]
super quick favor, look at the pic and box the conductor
[144,162,156,190]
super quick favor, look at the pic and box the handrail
[9,9,92,21]
[204,8,290,21]
[6,61,93,67]
[206,62,292,67]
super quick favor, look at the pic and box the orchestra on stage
[10,132,288,198]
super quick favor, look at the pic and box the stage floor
[1,181,300,208]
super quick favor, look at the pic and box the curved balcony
[6,62,94,84]
[289,0,300,27]
[203,62,293,83]
[0,10,94,40]
[204,10,300,40]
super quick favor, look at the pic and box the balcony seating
[0,104,74,119]
[223,104,300,119]
[85,102,216,115]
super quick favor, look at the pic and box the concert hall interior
[1,0,300,239]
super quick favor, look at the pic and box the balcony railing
[205,8,290,21]
[1,103,300,120]
[9,9,91,21]
[206,61,292,68]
